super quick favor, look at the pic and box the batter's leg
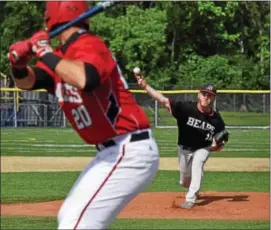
[178,146,193,189]
[58,138,159,230]
[185,148,210,203]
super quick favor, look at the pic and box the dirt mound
[1,192,269,220]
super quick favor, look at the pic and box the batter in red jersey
[8,1,159,229]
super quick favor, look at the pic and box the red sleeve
[71,37,117,83]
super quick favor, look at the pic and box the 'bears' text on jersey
[170,100,225,148]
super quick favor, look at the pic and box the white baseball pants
[178,145,210,203]
[58,129,159,230]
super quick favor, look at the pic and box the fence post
[13,91,17,127]
[213,98,217,111]
[63,111,67,128]
[233,94,236,111]
[154,100,158,128]
[44,104,48,127]
[263,94,266,114]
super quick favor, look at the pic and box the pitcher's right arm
[134,73,171,112]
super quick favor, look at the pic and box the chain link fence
[146,92,270,128]
[0,86,270,128]
[1,90,66,127]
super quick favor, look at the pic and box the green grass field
[1,128,269,157]
[1,171,270,229]
[1,171,269,204]
[220,111,270,126]
[1,127,270,229]
[1,216,269,230]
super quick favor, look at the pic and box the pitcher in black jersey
[134,72,229,209]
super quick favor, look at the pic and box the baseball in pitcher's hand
[8,40,32,69]
[134,74,147,89]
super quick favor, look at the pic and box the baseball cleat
[180,201,195,209]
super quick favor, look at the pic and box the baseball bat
[50,0,121,38]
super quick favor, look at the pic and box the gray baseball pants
[178,145,210,203]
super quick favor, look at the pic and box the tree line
[0,1,270,89]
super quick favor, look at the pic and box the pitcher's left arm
[209,114,229,152]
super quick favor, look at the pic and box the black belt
[180,145,198,152]
[96,131,150,151]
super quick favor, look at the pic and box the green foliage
[92,5,167,87]
[178,54,266,89]
[194,2,241,48]
[0,1,44,73]
[0,1,269,89]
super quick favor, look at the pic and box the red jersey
[36,31,150,144]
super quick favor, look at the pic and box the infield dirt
[1,192,269,220]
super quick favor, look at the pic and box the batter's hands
[30,30,53,58]
[8,40,32,69]
[134,73,147,89]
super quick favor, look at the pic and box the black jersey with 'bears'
[170,100,226,149]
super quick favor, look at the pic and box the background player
[7,2,160,229]
[134,69,229,209]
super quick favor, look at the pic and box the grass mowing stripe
[3,140,269,147]
[1,172,79,204]
[1,171,269,204]
[148,171,269,192]
[1,216,269,230]
[111,219,270,229]
[1,216,56,230]
[1,150,269,158]
[1,128,269,157]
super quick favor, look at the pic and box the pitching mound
[1,192,269,220]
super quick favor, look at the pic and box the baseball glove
[214,129,229,145]
[209,129,229,151]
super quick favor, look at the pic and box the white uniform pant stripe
[73,145,126,230]
[57,137,159,230]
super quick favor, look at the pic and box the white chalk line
[2,146,269,153]
[1,139,269,146]
[1,142,269,149]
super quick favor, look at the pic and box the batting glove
[8,40,32,69]
[30,30,53,59]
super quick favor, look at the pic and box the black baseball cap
[200,83,217,96]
